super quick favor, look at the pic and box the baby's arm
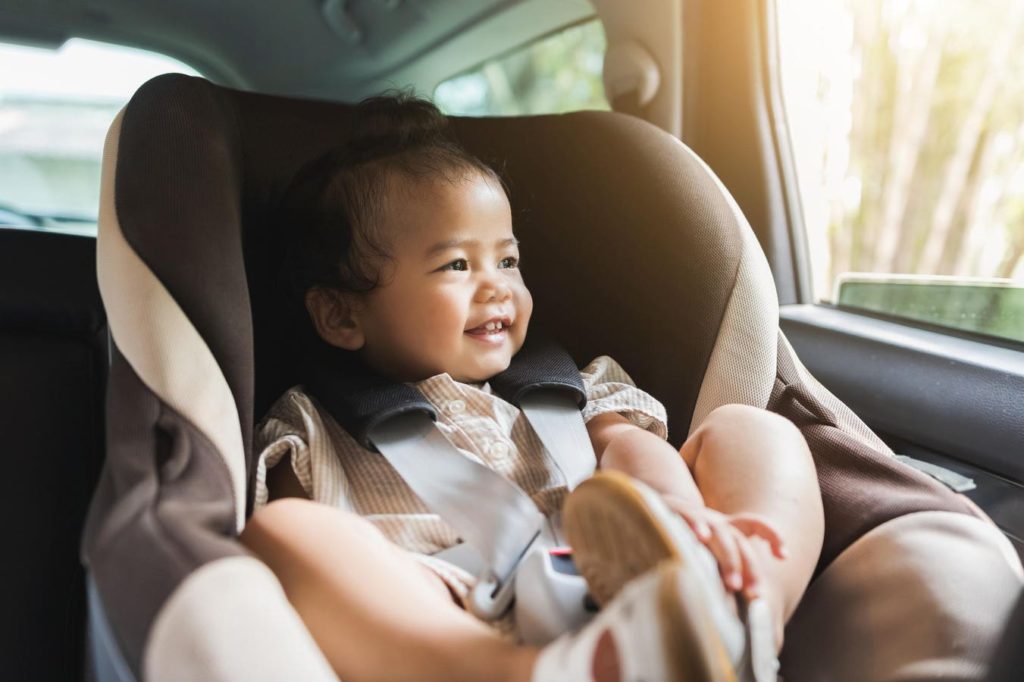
[587,411,705,502]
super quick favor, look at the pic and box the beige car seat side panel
[685,145,778,432]
[783,511,1023,681]
[98,109,246,532]
[145,556,337,682]
[90,98,336,680]
[769,329,1022,678]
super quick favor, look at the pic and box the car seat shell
[83,73,1023,680]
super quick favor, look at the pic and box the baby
[241,94,825,682]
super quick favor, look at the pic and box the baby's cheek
[518,286,534,321]
[418,299,460,331]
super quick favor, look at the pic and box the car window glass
[433,20,608,116]
[0,38,199,236]
[777,0,1024,344]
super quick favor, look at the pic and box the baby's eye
[442,258,469,272]
[499,256,520,269]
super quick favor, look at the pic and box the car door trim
[780,304,1024,483]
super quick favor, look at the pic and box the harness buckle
[467,529,542,621]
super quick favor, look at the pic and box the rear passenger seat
[0,227,106,682]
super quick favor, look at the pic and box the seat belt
[368,388,596,624]
[367,412,544,619]
[519,392,594,491]
[487,335,597,492]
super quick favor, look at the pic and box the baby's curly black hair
[279,92,504,301]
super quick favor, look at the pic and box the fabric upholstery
[145,556,336,682]
[986,589,1024,681]
[0,228,106,682]
[306,333,586,450]
[770,333,985,572]
[96,109,247,532]
[688,170,779,432]
[84,97,313,676]
[782,512,1022,681]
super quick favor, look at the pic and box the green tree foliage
[830,0,1024,283]
[782,0,1024,340]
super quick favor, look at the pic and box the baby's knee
[698,404,806,453]
[243,497,314,537]
[701,403,792,432]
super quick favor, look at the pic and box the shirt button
[447,399,467,414]
[488,441,510,458]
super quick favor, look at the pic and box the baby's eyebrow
[424,237,519,256]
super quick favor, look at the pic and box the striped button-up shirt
[255,355,668,558]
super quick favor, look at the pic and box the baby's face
[353,172,532,383]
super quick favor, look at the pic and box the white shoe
[531,560,742,682]
[563,470,779,682]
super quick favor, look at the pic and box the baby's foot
[531,560,743,682]
[563,470,779,681]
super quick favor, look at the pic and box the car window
[0,38,199,236]
[777,0,1024,344]
[433,20,608,116]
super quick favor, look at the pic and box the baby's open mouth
[466,317,512,336]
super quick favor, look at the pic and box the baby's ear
[305,287,365,351]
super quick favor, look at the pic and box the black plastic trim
[780,304,1024,484]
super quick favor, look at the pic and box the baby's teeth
[485,322,496,330]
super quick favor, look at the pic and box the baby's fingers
[735,534,765,600]
[729,513,788,560]
[706,520,743,592]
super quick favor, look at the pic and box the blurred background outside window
[778,0,1024,343]
[433,19,608,116]
[0,39,198,236]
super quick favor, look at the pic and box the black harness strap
[305,333,586,449]
[488,335,586,409]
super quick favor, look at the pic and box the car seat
[82,74,1023,681]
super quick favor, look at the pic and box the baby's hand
[660,494,787,600]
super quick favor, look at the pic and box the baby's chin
[450,356,514,384]
[411,340,525,383]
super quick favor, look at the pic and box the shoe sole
[565,470,738,682]
[657,560,738,682]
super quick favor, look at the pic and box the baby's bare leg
[682,404,824,640]
[240,498,537,682]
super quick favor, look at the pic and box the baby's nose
[478,277,512,302]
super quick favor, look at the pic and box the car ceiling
[0,0,596,100]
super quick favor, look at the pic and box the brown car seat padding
[769,334,982,572]
[84,74,1020,680]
